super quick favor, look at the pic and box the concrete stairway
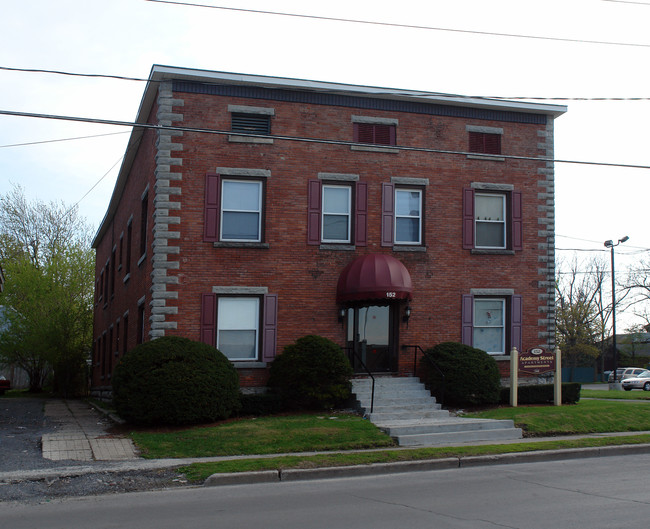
[351,377,523,446]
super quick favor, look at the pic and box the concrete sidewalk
[41,400,138,462]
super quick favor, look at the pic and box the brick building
[91,65,566,397]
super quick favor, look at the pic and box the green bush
[267,335,353,410]
[238,393,285,417]
[500,383,581,405]
[112,336,240,426]
[423,342,501,406]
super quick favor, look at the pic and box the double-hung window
[395,189,422,245]
[221,180,262,242]
[204,169,270,246]
[462,292,522,355]
[381,178,428,248]
[217,297,260,360]
[463,185,522,252]
[473,298,505,354]
[201,290,278,364]
[308,174,367,247]
[475,193,506,249]
[322,185,351,243]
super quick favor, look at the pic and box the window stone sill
[351,145,399,154]
[213,242,270,249]
[232,361,267,369]
[228,135,274,144]
[466,154,505,162]
[393,245,427,252]
[471,249,515,255]
[320,244,356,251]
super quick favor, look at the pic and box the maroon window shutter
[461,294,474,346]
[511,191,523,251]
[381,183,394,247]
[200,293,216,346]
[355,182,368,246]
[510,294,523,353]
[468,131,482,153]
[262,294,278,362]
[307,180,321,245]
[462,188,475,249]
[204,173,220,242]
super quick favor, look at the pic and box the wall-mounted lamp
[338,308,346,323]
[403,305,412,323]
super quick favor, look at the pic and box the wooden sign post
[510,347,562,407]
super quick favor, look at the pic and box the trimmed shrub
[112,336,240,426]
[238,393,285,417]
[423,342,501,406]
[500,383,581,405]
[267,335,353,410]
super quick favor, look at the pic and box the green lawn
[582,389,650,400]
[131,413,395,459]
[127,390,650,481]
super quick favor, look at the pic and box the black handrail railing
[344,345,375,414]
[402,344,445,407]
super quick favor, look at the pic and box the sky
[1,0,649,328]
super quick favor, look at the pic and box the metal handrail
[344,346,376,414]
[402,344,445,407]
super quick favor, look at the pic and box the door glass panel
[359,306,389,346]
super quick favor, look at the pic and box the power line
[0,131,129,149]
[145,0,650,49]
[2,65,650,102]
[2,107,650,171]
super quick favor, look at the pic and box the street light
[604,235,629,384]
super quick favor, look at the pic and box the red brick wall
[92,85,553,391]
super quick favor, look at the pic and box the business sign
[518,347,555,375]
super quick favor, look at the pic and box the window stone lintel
[352,115,398,126]
[216,168,271,178]
[471,182,514,191]
[228,105,275,116]
[318,173,359,181]
[392,177,429,186]
[470,288,515,296]
[466,125,504,135]
[212,286,268,295]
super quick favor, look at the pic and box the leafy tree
[0,185,94,394]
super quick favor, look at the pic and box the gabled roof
[93,65,567,247]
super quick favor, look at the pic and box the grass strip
[465,399,650,435]
[581,389,650,401]
[177,434,650,482]
[131,413,395,459]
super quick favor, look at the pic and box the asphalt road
[3,453,650,528]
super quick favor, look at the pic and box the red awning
[336,254,412,303]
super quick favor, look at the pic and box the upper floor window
[463,186,522,252]
[394,189,422,245]
[381,179,428,248]
[308,174,367,247]
[139,190,148,259]
[322,185,351,243]
[475,193,505,249]
[204,169,270,246]
[221,180,262,242]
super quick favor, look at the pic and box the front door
[346,304,397,373]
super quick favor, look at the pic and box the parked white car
[622,370,650,391]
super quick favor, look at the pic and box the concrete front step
[351,376,523,446]
[395,427,524,447]
[378,418,517,436]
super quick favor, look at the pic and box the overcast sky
[2,0,649,327]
